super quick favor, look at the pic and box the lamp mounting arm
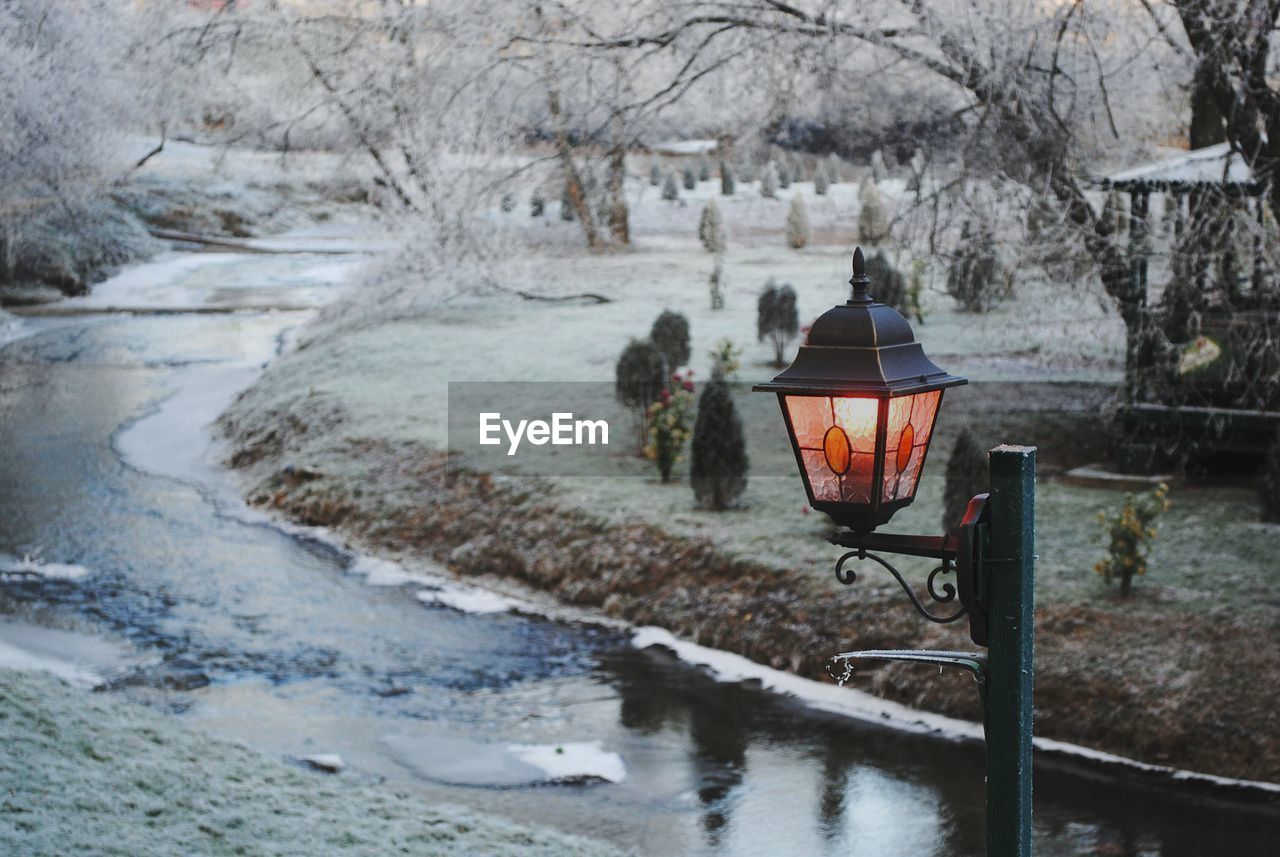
[828,494,991,646]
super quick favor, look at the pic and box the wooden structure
[1100,145,1280,470]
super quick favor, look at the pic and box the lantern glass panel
[880,390,942,502]
[785,395,880,504]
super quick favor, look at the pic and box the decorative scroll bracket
[829,494,991,646]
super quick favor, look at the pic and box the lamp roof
[753,247,967,397]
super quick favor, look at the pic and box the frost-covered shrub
[863,251,907,315]
[760,162,779,198]
[942,429,987,532]
[650,309,692,371]
[789,151,806,182]
[1094,484,1170,597]
[778,162,792,190]
[699,200,726,253]
[758,280,799,366]
[946,223,1005,312]
[683,167,697,190]
[871,149,888,182]
[530,191,545,217]
[786,195,811,249]
[826,153,842,184]
[698,154,712,182]
[0,2,133,205]
[500,193,515,212]
[858,178,889,244]
[814,168,829,196]
[709,257,726,310]
[0,2,145,297]
[709,337,742,380]
[720,162,735,196]
[616,339,669,453]
[1261,429,1280,522]
[690,378,749,510]
[650,163,662,186]
[662,172,680,201]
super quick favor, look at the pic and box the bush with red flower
[645,370,695,482]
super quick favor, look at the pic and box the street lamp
[755,247,1038,857]
[754,246,965,532]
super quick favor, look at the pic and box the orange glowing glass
[783,390,941,510]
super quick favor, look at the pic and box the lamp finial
[849,246,872,303]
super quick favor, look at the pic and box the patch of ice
[350,555,426,586]
[416,586,516,615]
[507,741,626,784]
[0,309,25,347]
[0,553,91,581]
[0,641,104,687]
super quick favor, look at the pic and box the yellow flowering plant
[1094,483,1170,597]
[646,370,695,483]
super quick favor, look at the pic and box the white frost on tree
[699,199,726,253]
[760,161,779,199]
[858,177,889,245]
[786,195,810,249]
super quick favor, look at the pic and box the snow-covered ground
[0,669,628,856]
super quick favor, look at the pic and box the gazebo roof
[1101,143,1262,193]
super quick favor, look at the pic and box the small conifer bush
[814,168,829,196]
[757,280,799,366]
[650,309,691,371]
[699,199,726,253]
[698,154,712,182]
[662,171,679,201]
[942,429,988,532]
[826,153,842,184]
[649,163,662,186]
[682,167,697,190]
[720,161,735,195]
[786,195,811,249]
[946,223,1004,312]
[690,378,749,510]
[870,149,888,182]
[863,251,908,315]
[616,339,669,454]
[760,161,779,198]
[530,191,545,217]
[858,177,889,244]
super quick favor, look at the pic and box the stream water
[1,239,1276,856]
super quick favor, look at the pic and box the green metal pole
[985,445,1036,857]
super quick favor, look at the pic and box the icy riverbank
[0,669,629,856]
